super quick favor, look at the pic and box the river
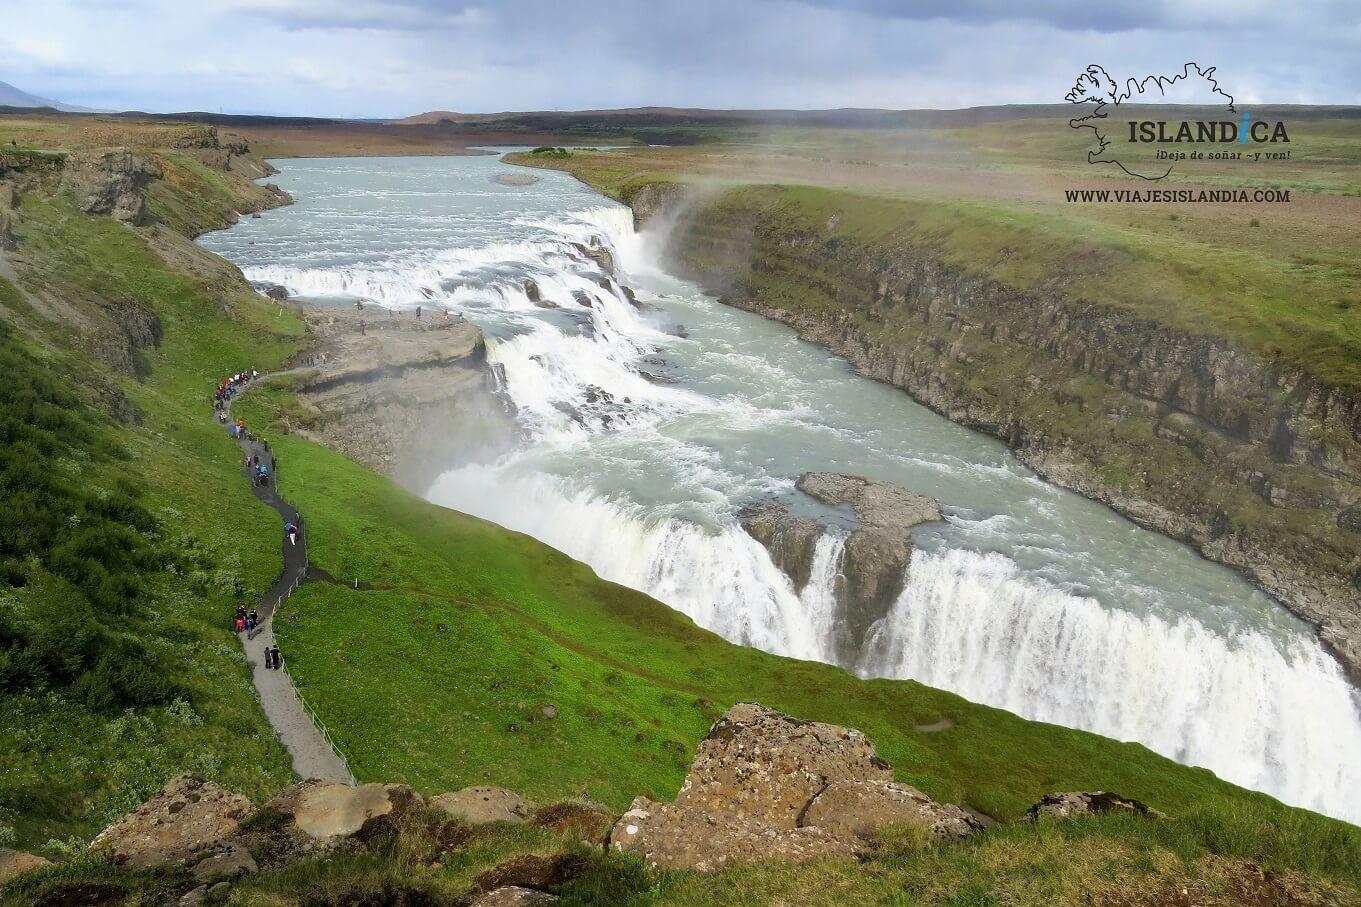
[199,152,1361,824]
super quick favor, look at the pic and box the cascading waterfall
[205,156,1361,824]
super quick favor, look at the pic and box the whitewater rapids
[199,155,1361,823]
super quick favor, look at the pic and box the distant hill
[0,79,98,112]
[395,103,1361,131]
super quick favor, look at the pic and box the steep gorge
[628,183,1361,681]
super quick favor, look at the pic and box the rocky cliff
[741,473,942,666]
[644,186,1361,682]
[0,127,292,386]
[268,302,513,491]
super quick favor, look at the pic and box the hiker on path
[235,615,246,634]
[270,646,282,670]
[246,613,256,637]
[285,521,298,545]
[360,318,366,336]
[416,305,422,320]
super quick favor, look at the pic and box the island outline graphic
[1065,62,1236,180]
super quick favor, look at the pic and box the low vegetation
[2,112,1360,904]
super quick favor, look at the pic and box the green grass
[228,385,1361,891]
[3,118,1361,903]
[0,174,303,848]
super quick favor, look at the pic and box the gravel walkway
[221,380,353,784]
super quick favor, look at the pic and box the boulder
[430,786,536,824]
[1024,791,1164,822]
[473,887,558,906]
[801,780,982,842]
[266,780,424,842]
[237,780,425,869]
[607,703,980,871]
[571,241,614,275]
[675,702,891,828]
[522,279,541,302]
[265,284,289,301]
[0,848,51,884]
[608,798,859,871]
[191,841,257,882]
[88,774,251,869]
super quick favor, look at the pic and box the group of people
[214,370,259,411]
[236,603,285,668]
[220,370,290,674]
[354,301,452,335]
[235,603,260,637]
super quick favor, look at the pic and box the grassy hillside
[0,133,303,847]
[204,381,1361,898]
[3,116,1361,905]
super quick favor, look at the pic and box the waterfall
[221,171,1361,825]
[861,548,1361,819]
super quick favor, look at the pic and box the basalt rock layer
[740,473,942,666]
[276,303,513,491]
[649,186,1361,683]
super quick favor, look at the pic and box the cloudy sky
[3,0,1359,116]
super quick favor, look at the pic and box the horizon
[2,1,1359,118]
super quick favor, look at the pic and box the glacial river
[200,152,1361,823]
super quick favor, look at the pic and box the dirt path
[220,380,353,784]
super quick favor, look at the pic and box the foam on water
[200,154,1361,823]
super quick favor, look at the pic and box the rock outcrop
[87,774,252,869]
[60,150,161,225]
[1024,791,1164,822]
[0,848,51,884]
[737,501,823,591]
[741,474,942,665]
[608,703,980,870]
[431,786,537,824]
[280,304,514,491]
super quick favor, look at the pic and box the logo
[1065,63,1290,181]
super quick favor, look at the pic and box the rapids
[200,153,1361,823]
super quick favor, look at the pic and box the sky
[2,0,1359,117]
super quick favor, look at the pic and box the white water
[200,153,1361,823]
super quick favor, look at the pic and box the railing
[281,659,355,783]
[222,373,355,783]
[269,527,355,783]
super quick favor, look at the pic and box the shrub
[0,321,178,710]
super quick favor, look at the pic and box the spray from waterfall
[213,163,1361,825]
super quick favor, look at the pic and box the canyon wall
[634,185,1361,681]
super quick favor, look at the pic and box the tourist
[360,318,366,336]
[235,615,246,634]
[416,304,422,319]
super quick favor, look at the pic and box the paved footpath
[221,381,353,783]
